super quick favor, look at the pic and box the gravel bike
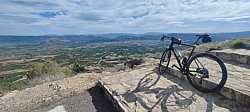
[159,34,227,93]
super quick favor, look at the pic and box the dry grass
[26,60,74,86]
[196,38,250,52]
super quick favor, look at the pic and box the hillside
[1,48,250,111]
[1,31,250,45]
[0,36,249,95]
[0,36,249,111]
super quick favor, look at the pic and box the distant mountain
[212,31,250,41]
[0,31,249,45]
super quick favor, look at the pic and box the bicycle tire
[159,49,171,75]
[186,53,227,93]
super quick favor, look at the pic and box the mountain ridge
[0,31,250,45]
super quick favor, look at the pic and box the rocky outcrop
[124,58,144,69]
[0,73,100,112]
[98,49,250,111]
[212,49,250,66]
[99,67,250,112]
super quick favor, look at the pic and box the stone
[99,65,250,112]
[0,73,99,112]
[0,92,3,97]
[213,49,250,65]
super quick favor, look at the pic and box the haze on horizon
[0,0,250,35]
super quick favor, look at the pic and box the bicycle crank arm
[171,65,182,72]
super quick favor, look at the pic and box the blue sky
[0,0,250,35]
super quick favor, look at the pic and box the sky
[0,0,250,35]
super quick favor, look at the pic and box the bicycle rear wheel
[186,53,227,93]
[159,49,171,75]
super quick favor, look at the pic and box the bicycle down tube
[168,42,196,73]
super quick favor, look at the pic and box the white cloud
[0,0,250,35]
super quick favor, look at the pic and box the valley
[0,32,249,95]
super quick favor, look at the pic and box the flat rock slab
[99,67,249,112]
[0,73,99,112]
[213,49,250,56]
[168,55,250,106]
[32,86,116,112]
[213,49,250,65]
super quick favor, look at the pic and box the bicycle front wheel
[186,53,227,93]
[159,49,171,75]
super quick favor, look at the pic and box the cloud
[213,16,250,22]
[37,10,67,18]
[78,12,104,21]
[0,0,250,35]
[9,1,59,8]
[0,14,39,24]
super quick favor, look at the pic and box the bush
[71,55,88,73]
[0,60,74,93]
[27,60,73,80]
[0,72,28,93]
[63,68,74,76]
[228,39,246,49]
[72,63,87,73]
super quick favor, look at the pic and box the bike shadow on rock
[121,67,246,112]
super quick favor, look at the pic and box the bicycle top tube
[161,34,211,46]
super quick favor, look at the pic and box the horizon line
[0,30,250,37]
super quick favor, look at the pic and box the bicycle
[159,34,227,93]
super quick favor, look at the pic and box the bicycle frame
[167,41,196,74]
[160,34,228,93]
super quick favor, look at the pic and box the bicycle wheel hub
[196,68,209,78]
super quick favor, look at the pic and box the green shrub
[72,63,87,73]
[71,55,88,73]
[0,72,28,93]
[63,68,74,76]
[228,39,246,49]
[27,60,68,79]
[0,60,74,93]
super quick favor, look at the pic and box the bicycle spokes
[199,77,203,84]
[159,49,171,75]
[188,56,224,90]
